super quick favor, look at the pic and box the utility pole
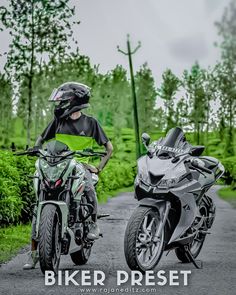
[117,34,141,159]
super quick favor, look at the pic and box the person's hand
[89,166,100,174]
[83,163,101,174]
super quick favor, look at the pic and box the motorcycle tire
[124,206,166,273]
[175,201,208,263]
[70,246,92,265]
[39,204,61,274]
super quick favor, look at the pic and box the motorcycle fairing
[168,184,200,244]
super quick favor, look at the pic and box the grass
[0,224,31,264]
[218,186,236,208]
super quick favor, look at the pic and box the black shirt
[41,113,109,152]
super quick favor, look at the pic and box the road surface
[0,186,235,295]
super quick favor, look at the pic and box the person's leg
[83,169,100,239]
[23,206,39,270]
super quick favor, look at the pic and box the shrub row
[0,151,136,226]
[0,151,35,226]
[221,156,236,190]
[0,148,234,227]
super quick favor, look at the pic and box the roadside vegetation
[0,0,235,262]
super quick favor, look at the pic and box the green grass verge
[218,186,236,208]
[0,224,31,264]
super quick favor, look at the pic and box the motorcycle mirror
[190,145,205,156]
[141,133,151,146]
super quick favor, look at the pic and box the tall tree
[135,63,157,134]
[215,0,236,156]
[0,0,79,145]
[183,63,207,144]
[158,69,181,131]
[0,74,12,146]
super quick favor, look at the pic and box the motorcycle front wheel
[124,206,166,272]
[39,204,61,274]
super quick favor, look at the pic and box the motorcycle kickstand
[184,245,203,269]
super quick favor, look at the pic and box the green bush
[0,149,136,226]
[221,156,236,189]
[0,151,36,225]
[0,151,22,225]
[96,160,136,202]
[15,156,35,222]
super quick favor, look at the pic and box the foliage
[15,156,35,222]
[135,63,157,134]
[158,69,181,131]
[221,156,236,189]
[0,75,12,146]
[182,63,208,144]
[215,1,236,156]
[97,160,136,203]
[0,151,22,225]
[218,186,236,208]
[0,0,79,145]
[0,224,31,263]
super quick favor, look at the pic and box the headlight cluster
[40,159,67,182]
[158,177,180,188]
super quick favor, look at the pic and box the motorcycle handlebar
[14,150,107,158]
[191,159,212,174]
[14,151,39,156]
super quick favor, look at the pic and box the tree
[0,74,12,146]
[158,69,181,131]
[175,97,188,128]
[215,0,236,156]
[135,63,157,134]
[183,63,207,144]
[0,0,79,145]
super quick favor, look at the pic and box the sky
[74,0,230,83]
[0,0,231,85]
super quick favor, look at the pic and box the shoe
[23,250,39,270]
[87,222,100,240]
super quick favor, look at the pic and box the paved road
[0,186,236,295]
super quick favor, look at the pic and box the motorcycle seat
[199,156,219,170]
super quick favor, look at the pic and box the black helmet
[49,82,91,119]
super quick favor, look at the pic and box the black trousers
[31,168,98,240]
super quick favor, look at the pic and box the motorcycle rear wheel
[39,204,61,274]
[124,206,166,272]
[70,246,92,265]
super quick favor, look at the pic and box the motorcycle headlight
[158,177,179,188]
[40,159,67,182]
[138,170,149,183]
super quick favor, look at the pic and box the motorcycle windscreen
[146,156,187,178]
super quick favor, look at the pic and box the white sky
[0,0,230,85]
[75,0,230,83]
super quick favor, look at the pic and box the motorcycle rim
[136,209,164,269]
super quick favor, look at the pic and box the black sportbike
[124,127,224,272]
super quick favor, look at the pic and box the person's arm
[35,135,44,148]
[97,141,113,172]
[33,117,57,148]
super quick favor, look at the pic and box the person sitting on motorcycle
[23,82,113,269]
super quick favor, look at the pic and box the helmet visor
[49,89,76,102]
